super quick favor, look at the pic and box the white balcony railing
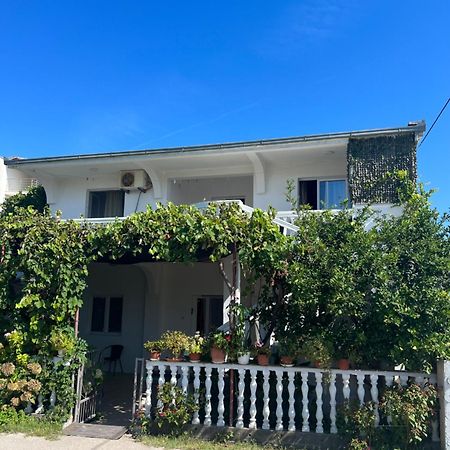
[143,360,439,438]
[6,178,40,195]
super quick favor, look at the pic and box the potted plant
[144,340,163,361]
[254,341,271,366]
[209,330,230,364]
[301,335,332,369]
[188,332,204,362]
[49,329,75,357]
[278,337,298,367]
[160,331,190,362]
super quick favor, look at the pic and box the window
[196,296,223,335]
[299,179,348,210]
[91,296,123,333]
[88,190,124,218]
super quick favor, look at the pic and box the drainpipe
[74,308,79,337]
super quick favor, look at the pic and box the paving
[0,433,162,450]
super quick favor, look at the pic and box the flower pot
[149,351,161,361]
[210,346,226,364]
[237,353,250,365]
[338,358,350,370]
[189,352,201,362]
[165,356,183,362]
[257,354,269,366]
[280,355,294,367]
[314,360,322,368]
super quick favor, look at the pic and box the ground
[0,433,156,450]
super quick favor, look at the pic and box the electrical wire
[419,97,450,148]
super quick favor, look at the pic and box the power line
[419,97,450,148]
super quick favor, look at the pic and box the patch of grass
[0,406,62,439]
[139,432,288,450]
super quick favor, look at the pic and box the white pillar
[437,360,450,449]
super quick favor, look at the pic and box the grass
[139,432,291,450]
[0,412,62,439]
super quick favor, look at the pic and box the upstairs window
[91,296,123,333]
[299,179,348,210]
[88,190,124,218]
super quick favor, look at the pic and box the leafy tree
[0,185,47,216]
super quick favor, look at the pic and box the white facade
[0,124,423,372]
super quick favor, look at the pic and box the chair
[100,345,124,374]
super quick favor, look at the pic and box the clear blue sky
[1,1,448,211]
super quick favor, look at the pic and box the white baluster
[329,372,337,434]
[385,375,393,424]
[192,365,201,425]
[342,373,351,401]
[399,373,409,387]
[35,394,44,414]
[301,371,310,432]
[50,390,56,408]
[236,368,246,429]
[357,373,365,405]
[157,365,165,409]
[370,374,379,427]
[217,367,225,427]
[315,372,323,433]
[262,369,271,430]
[145,365,153,416]
[181,366,189,395]
[287,371,296,431]
[275,371,284,431]
[204,366,212,426]
[249,368,258,429]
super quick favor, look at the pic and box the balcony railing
[6,178,40,195]
[142,360,439,438]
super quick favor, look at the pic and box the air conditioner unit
[119,170,152,190]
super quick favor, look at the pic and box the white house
[0,121,425,373]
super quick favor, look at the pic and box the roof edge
[4,121,426,166]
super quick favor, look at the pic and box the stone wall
[347,132,417,204]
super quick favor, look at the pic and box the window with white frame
[298,179,348,210]
[91,296,123,333]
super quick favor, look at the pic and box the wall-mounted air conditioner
[119,170,152,190]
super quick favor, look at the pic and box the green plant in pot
[209,330,230,363]
[253,341,271,366]
[301,335,332,369]
[160,331,190,361]
[188,332,204,362]
[49,328,75,357]
[330,318,362,370]
[144,340,164,361]
[278,336,299,367]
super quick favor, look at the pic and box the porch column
[221,253,241,326]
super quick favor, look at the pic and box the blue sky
[0,1,448,211]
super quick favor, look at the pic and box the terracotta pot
[189,352,201,362]
[149,351,161,361]
[338,358,350,370]
[280,355,294,367]
[314,360,322,368]
[210,346,226,364]
[257,354,269,366]
[165,356,183,362]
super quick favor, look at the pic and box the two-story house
[0,121,425,372]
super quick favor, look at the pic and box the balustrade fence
[143,360,439,440]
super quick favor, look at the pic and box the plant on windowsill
[187,332,204,362]
[144,340,164,361]
[209,330,230,364]
[160,331,190,362]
